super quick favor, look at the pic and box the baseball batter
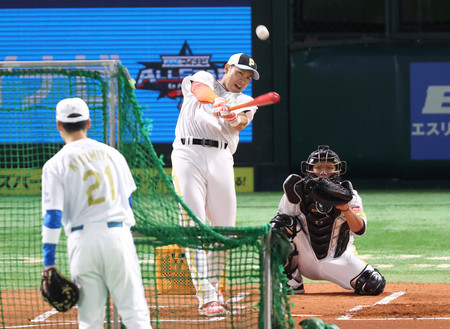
[41,97,152,329]
[171,53,259,316]
[270,145,386,296]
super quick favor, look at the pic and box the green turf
[1,189,448,288]
[0,195,70,289]
[236,189,450,284]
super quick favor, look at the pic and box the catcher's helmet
[301,145,347,179]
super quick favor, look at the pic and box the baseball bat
[229,92,280,111]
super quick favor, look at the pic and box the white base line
[154,317,227,322]
[337,291,406,320]
[5,323,77,328]
[339,317,450,321]
[30,309,60,322]
[28,291,251,327]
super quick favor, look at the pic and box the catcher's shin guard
[351,265,386,296]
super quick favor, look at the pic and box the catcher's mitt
[40,267,79,312]
[310,178,353,207]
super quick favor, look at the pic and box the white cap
[227,53,260,80]
[56,97,90,123]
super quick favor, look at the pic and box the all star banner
[0,3,253,143]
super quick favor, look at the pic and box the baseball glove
[310,178,353,207]
[40,267,79,312]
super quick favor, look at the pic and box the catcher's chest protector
[301,194,351,259]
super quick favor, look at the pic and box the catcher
[270,145,385,296]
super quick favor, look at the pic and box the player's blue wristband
[129,196,133,208]
[42,210,62,266]
[44,210,62,228]
[43,243,57,267]
[43,210,62,244]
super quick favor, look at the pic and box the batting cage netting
[0,60,293,329]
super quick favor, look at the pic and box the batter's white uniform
[277,188,368,290]
[42,138,152,329]
[171,71,257,308]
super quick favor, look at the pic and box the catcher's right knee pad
[270,214,302,240]
[283,243,299,279]
[351,265,386,296]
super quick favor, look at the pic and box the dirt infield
[1,283,448,328]
[290,283,450,329]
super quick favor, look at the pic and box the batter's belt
[181,138,228,149]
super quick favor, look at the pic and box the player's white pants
[67,222,152,329]
[293,231,367,290]
[172,145,236,307]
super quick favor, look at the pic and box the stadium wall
[1,0,450,190]
[251,0,450,190]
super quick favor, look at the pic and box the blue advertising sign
[0,5,253,143]
[410,62,450,160]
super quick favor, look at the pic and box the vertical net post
[106,61,119,149]
[263,229,273,329]
[113,305,119,329]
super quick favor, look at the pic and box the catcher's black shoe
[287,278,305,294]
[288,283,305,295]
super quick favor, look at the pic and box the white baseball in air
[256,25,270,41]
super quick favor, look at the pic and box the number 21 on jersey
[83,165,116,206]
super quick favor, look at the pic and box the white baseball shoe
[287,278,305,294]
[199,301,227,317]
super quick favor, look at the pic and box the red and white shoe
[199,301,227,317]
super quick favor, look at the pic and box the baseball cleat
[289,283,305,294]
[199,301,228,317]
[287,278,305,294]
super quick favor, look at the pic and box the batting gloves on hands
[223,111,241,127]
[213,97,241,127]
[213,97,230,116]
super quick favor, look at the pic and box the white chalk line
[155,317,227,322]
[335,292,449,322]
[4,323,77,328]
[29,291,251,326]
[337,291,406,320]
[226,291,251,306]
[340,317,450,321]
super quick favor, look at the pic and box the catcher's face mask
[311,161,339,178]
[301,145,347,179]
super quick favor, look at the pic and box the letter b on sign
[422,86,450,114]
